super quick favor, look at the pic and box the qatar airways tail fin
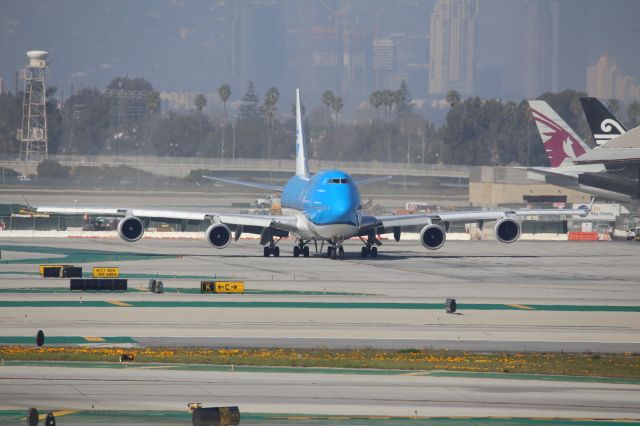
[579,97,627,146]
[295,89,310,178]
[528,100,591,168]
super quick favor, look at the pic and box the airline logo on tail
[593,119,626,145]
[579,97,627,146]
[528,100,589,168]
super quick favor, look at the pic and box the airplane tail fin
[295,88,310,178]
[579,97,627,146]
[528,100,591,168]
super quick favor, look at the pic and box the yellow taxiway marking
[38,410,79,420]
[507,303,535,310]
[401,371,431,376]
[84,336,105,342]
[107,300,132,307]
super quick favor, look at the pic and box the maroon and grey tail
[528,100,591,168]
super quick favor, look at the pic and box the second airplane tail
[528,100,591,168]
[579,97,627,146]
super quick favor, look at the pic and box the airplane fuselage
[281,169,361,241]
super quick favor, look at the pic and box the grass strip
[1,346,638,379]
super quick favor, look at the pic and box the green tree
[217,84,232,159]
[381,89,396,120]
[218,84,231,121]
[263,87,280,161]
[332,96,344,126]
[236,82,264,157]
[37,159,70,179]
[0,92,21,156]
[194,94,207,113]
[607,99,620,114]
[145,91,161,115]
[322,90,335,126]
[395,79,413,118]
[369,91,384,120]
[446,90,461,108]
[627,100,640,127]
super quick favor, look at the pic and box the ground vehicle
[626,227,640,240]
[17,175,31,182]
[256,194,278,208]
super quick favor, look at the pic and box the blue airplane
[37,90,591,260]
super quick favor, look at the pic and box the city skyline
[1,0,639,113]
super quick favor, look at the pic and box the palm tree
[263,87,280,162]
[194,94,207,113]
[218,84,231,122]
[322,90,335,126]
[332,96,344,126]
[382,89,396,120]
[369,91,384,120]
[194,94,207,149]
[218,84,231,159]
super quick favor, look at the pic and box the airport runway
[1,364,639,419]
[0,238,639,353]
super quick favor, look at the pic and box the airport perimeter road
[1,365,639,419]
[1,239,639,353]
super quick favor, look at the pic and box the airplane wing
[372,203,591,228]
[35,206,298,234]
[202,175,284,192]
[355,176,392,186]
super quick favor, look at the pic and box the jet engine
[420,224,446,250]
[494,217,521,243]
[206,223,232,249]
[117,216,144,242]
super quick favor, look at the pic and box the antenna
[17,51,49,162]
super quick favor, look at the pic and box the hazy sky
[1,0,639,102]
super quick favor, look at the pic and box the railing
[0,154,470,176]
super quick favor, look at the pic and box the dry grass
[1,346,639,378]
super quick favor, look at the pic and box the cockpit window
[327,178,348,184]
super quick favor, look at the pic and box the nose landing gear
[327,240,345,260]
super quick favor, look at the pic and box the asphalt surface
[1,238,639,353]
[1,365,639,419]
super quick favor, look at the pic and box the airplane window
[340,178,348,183]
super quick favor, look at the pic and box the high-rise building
[520,0,549,99]
[372,37,394,89]
[586,53,639,101]
[232,1,286,96]
[428,0,477,96]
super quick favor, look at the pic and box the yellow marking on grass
[107,300,132,307]
[84,336,105,342]
[507,303,535,310]
[38,410,79,420]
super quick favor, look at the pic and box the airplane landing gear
[264,246,280,257]
[263,235,281,257]
[293,240,310,257]
[359,234,379,258]
[327,242,345,260]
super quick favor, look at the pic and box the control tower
[18,50,49,161]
